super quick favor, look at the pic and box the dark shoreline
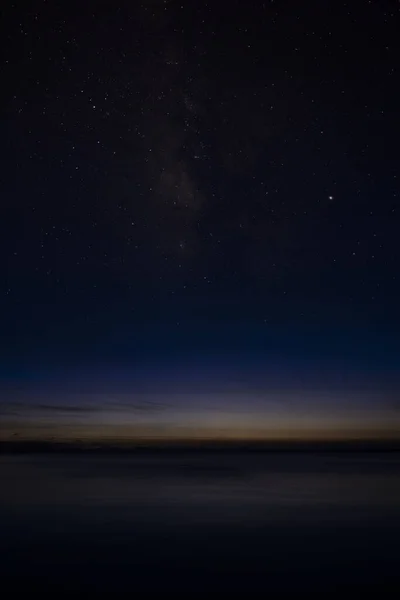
[2,439,400,455]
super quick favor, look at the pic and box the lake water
[1,452,399,594]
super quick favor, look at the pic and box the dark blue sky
[1,1,399,437]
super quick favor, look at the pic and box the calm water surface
[1,452,399,593]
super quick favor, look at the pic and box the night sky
[1,0,400,441]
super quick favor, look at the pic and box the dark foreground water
[1,452,400,594]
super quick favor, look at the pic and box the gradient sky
[1,1,399,441]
